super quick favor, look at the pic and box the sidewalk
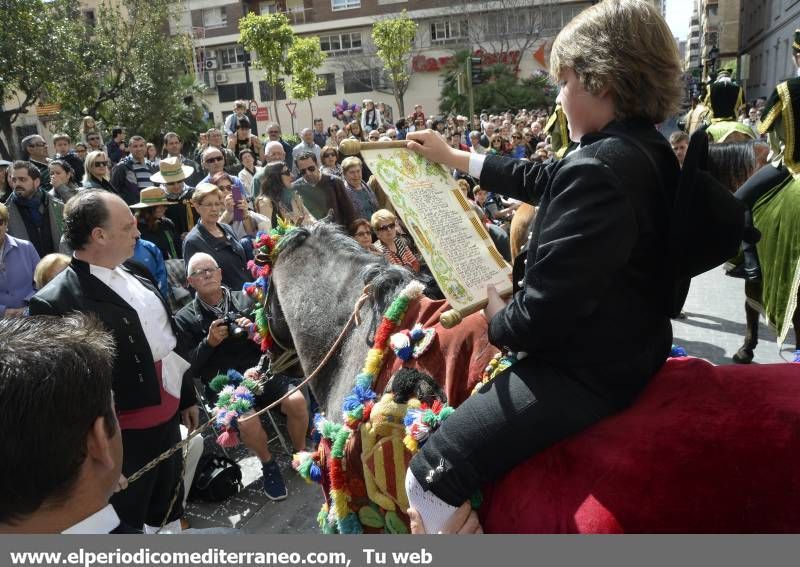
[184,266,796,533]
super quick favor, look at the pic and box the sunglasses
[29,142,46,148]
[217,183,233,190]
[299,165,317,174]
[205,155,224,163]
[93,161,109,167]
[268,130,280,135]
[377,222,396,232]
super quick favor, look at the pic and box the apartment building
[171,0,592,133]
[739,0,800,101]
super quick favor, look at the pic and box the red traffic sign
[285,101,297,118]
[256,107,269,122]
[248,100,259,114]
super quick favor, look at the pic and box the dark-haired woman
[131,188,181,260]
[48,159,81,203]
[254,161,313,228]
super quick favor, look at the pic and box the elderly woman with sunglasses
[183,183,250,291]
[82,150,115,192]
[370,209,419,273]
[254,161,313,228]
[319,145,342,178]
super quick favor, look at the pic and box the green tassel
[422,409,437,427]
[209,374,229,393]
[232,399,252,413]
[216,392,232,407]
[331,428,350,458]
[439,406,455,421]
[385,296,409,322]
[384,510,409,534]
[297,455,313,480]
[320,421,341,440]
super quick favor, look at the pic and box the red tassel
[329,457,345,488]
[373,318,394,350]
[217,428,239,448]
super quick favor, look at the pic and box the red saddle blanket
[480,357,800,533]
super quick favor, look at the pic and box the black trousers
[409,343,667,506]
[110,416,184,529]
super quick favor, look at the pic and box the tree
[371,11,418,117]
[239,12,296,127]
[287,37,327,129]
[52,0,208,144]
[0,0,81,159]
[439,62,554,116]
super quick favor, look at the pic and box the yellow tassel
[404,435,418,453]
[331,489,349,520]
[363,349,384,376]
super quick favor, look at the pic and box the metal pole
[467,56,475,124]
[241,0,257,135]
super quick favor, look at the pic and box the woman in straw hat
[151,156,197,239]
[131,187,181,260]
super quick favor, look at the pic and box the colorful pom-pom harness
[292,280,460,534]
[211,219,297,448]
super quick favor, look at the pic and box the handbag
[189,453,243,502]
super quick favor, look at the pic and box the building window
[319,32,362,55]
[83,9,96,27]
[318,73,337,96]
[430,19,468,43]
[343,70,373,94]
[260,1,277,15]
[332,0,360,10]
[218,83,254,103]
[218,45,246,69]
[259,79,286,102]
[202,7,227,29]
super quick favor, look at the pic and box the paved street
[184,265,796,533]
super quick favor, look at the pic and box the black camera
[223,312,247,340]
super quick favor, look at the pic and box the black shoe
[725,263,747,279]
[261,459,288,501]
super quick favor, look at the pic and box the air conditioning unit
[215,71,228,83]
[205,58,219,70]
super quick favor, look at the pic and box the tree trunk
[395,90,405,118]
[272,90,281,127]
[308,99,314,129]
[0,113,16,161]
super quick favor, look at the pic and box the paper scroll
[360,146,512,327]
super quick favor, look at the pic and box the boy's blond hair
[550,0,681,124]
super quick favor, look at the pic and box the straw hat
[150,155,194,184]
[130,186,176,209]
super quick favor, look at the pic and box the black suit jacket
[29,257,196,412]
[481,118,677,373]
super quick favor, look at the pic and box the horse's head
[267,220,416,416]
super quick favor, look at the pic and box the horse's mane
[707,140,768,192]
[275,221,415,339]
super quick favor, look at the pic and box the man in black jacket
[29,189,198,532]
[175,252,309,501]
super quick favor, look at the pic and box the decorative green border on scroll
[369,151,473,304]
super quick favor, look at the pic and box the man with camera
[175,253,308,501]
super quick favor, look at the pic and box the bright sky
[666,0,694,41]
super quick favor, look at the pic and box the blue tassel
[338,512,363,534]
[309,463,322,483]
[670,345,687,357]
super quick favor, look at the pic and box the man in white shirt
[29,190,198,532]
[291,128,321,175]
[0,314,131,533]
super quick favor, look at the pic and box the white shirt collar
[62,504,120,534]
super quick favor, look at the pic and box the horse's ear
[321,209,335,224]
